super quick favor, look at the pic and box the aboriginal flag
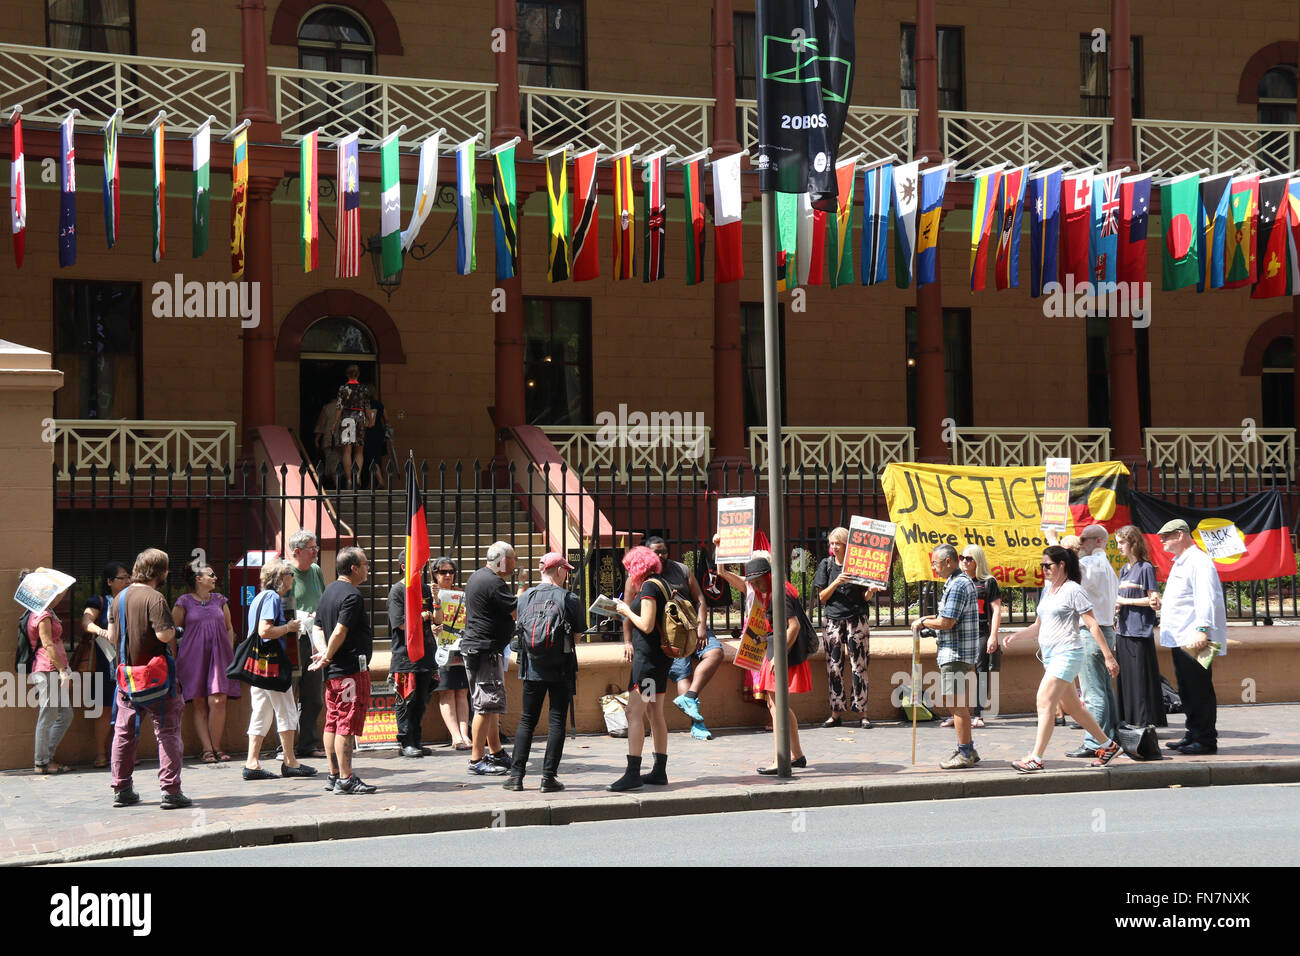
[404,459,430,662]
[1130,489,1296,583]
[1065,463,1132,537]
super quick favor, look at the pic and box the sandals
[215,751,232,762]
[201,750,219,764]
[940,716,956,727]
[1012,757,1045,774]
[93,755,108,768]
[34,762,71,775]
[971,717,986,728]
[822,717,842,728]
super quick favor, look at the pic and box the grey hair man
[1070,523,1121,757]
[285,529,326,757]
[911,543,981,769]
[461,541,519,774]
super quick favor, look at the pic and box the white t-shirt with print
[1035,580,1094,654]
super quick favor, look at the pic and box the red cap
[540,552,575,572]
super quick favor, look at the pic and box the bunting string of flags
[7,108,1300,300]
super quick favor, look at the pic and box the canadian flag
[1059,171,1093,286]
[712,152,744,283]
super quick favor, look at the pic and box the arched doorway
[299,316,379,464]
[1260,336,1294,429]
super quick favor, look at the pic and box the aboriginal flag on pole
[572,147,599,281]
[547,150,570,282]
[1130,489,1297,583]
[404,459,430,663]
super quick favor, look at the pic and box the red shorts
[324,671,371,736]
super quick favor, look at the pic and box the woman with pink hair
[608,545,673,791]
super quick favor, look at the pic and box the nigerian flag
[380,130,402,278]
[192,121,210,258]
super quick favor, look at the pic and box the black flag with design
[755,0,856,207]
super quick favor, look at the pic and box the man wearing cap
[1154,520,1226,755]
[504,553,582,792]
[1069,524,1121,758]
[911,544,981,769]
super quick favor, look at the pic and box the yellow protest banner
[881,460,1130,586]
[733,600,769,671]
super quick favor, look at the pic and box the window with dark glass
[740,303,787,429]
[733,11,757,100]
[899,24,964,110]
[517,1,585,88]
[1079,34,1143,118]
[905,308,972,429]
[1257,66,1297,170]
[1085,315,1151,430]
[53,279,142,420]
[297,7,376,137]
[525,298,592,426]
[46,0,135,54]
[1260,336,1294,430]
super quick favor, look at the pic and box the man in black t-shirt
[387,549,440,758]
[309,547,377,794]
[461,541,519,775]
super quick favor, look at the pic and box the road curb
[11,758,1300,865]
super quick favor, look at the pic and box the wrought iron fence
[52,458,1300,651]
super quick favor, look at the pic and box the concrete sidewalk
[5,702,1299,865]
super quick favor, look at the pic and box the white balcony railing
[749,428,916,479]
[1144,428,1295,481]
[1134,118,1296,178]
[544,426,710,484]
[951,429,1112,467]
[522,85,712,154]
[53,420,237,481]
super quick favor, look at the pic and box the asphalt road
[75,783,1300,867]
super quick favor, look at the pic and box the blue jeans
[668,630,723,683]
[1079,624,1117,749]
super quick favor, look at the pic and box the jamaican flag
[547,150,570,282]
[493,144,518,281]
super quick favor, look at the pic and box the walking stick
[911,627,920,766]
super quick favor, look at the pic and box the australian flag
[1028,168,1060,297]
[1118,174,1151,286]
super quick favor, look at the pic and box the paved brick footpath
[4,703,1299,863]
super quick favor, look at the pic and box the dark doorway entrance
[298,317,379,468]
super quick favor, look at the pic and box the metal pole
[760,189,791,778]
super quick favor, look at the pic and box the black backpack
[14,609,34,672]
[515,586,573,657]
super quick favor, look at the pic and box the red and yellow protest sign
[842,515,896,588]
[1040,458,1071,532]
[733,600,769,671]
[716,496,757,565]
[357,682,398,748]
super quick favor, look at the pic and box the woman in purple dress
[173,564,240,762]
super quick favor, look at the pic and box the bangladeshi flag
[571,147,599,281]
[404,459,430,662]
[1250,175,1291,299]
[1160,172,1199,291]
[1130,489,1297,583]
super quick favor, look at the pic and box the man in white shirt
[1154,519,1227,755]
[1070,524,1121,757]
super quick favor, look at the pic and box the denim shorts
[668,630,724,683]
[1042,643,1087,683]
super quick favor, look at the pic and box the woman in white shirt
[1003,546,1121,772]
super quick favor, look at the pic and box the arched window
[300,316,377,357]
[297,6,376,136]
[1258,65,1297,125]
[1260,336,1294,429]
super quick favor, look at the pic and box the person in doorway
[313,400,342,486]
[330,364,372,489]
[362,398,392,489]
[173,564,240,763]
[80,561,132,768]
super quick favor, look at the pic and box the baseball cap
[1157,519,1191,535]
[540,552,575,572]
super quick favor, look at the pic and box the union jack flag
[1100,171,1121,239]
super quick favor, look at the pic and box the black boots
[607,755,643,791]
[641,752,668,786]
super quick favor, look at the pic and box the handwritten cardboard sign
[716,496,757,565]
[1040,458,1071,532]
[842,516,896,588]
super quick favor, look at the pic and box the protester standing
[80,561,131,767]
[1154,520,1227,755]
[460,542,518,775]
[505,553,582,792]
[431,557,472,749]
[173,564,240,763]
[309,547,378,793]
[609,545,672,791]
[960,544,1003,726]
[813,527,882,729]
[387,550,440,758]
[108,549,191,809]
[1113,525,1166,728]
[1004,546,1121,772]
[26,577,74,774]
[285,530,328,758]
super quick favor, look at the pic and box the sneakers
[112,787,140,808]
[333,774,378,794]
[468,758,509,776]
[400,745,424,758]
[324,773,339,791]
[488,749,513,769]
[242,767,277,781]
[690,720,714,740]
[539,776,565,793]
[502,774,524,791]
[160,791,193,810]
[1091,740,1122,767]
[281,763,318,778]
[673,694,703,722]
[940,747,979,770]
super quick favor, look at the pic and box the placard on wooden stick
[842,516,896,588]
[716,496,757,565]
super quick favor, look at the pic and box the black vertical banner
[755,0,856,206]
